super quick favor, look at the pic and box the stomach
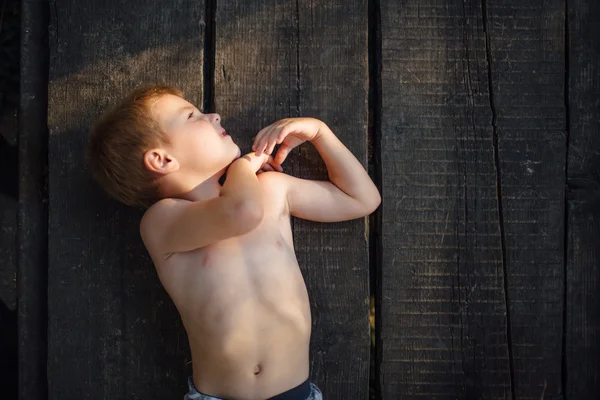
[165,241,312,398]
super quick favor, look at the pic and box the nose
[208,113,220,124]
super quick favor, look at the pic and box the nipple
[254,364,262,375]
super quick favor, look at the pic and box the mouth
[220,129,229,138]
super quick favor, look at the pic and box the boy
[87,85,380,400]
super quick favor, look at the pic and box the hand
[237,151,283,175]
[252,118,324,165]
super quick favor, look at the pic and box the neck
[159,168,226,202]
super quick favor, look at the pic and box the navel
[275,240,283,249]
[254,364,262,375]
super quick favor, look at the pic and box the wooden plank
[0,0,19,349]
[47,1,204,398]
[486,1,566,398]
[19,1,49,398]
[214,1,370,398]
[0,127,17,399]
[566,0,600,397]
[379,0,512,398]
[0,2,19,396]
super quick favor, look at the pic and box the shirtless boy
[87,85,381,400]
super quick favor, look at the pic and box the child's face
[150,94,240,178]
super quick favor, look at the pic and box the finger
[265,131,280,155]
[253,123,274,151]
[274,144,292,165]
[256,126,276,156]
[276,121,294,143]
[254,133,267,156]
[268,123,290,151]
[253,125,272,154]
[261,124,284,155]
[252,132,261,152]
[261,163,275,172]
[269,160,283,172]
[262,121,291,153]
[265,156,283,172]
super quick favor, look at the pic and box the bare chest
[157,209,301,307]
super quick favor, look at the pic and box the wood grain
[19,1,49,398]
[566,0,600,398]
[380,1,511,398]
[487,0,566,398]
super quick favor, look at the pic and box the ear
[143,148,180,175]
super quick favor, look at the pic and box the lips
[220,130,227,137]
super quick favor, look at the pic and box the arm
[310,124,381,213]
[141,153,274,255]
[253,119,380,222]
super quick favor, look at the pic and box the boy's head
[87,85,240,208]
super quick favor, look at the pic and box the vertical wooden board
[0,99,18,399]
[0,100,18,321]
[47,1,204,398]
[0,42,18,398]
[0,127,17,310]
[380,0,511,398]
[0,126,17,397]
[214,1,370,398]
[487,0,566,397]
[0,0,19,313]
[20,1,49,398]
[566,0,600,397]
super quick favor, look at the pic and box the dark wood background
[6,0,599,399]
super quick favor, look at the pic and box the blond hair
[87,85,183,208]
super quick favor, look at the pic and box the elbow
[373,190,382,208]
[364,191,381,215]
[231,199,264,233]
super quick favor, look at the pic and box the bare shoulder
[139,198,187,253]
[256,170,289,191]
[256,171,291,215]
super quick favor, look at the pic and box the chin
[219,148,242,173]
[231,145,242,160]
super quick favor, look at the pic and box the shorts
[183,376,323,400]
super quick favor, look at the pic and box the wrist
[312,122,331,143]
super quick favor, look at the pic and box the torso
[145,175,311,400]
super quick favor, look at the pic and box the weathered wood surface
[19,1,49,398]
[214,1,370,398]
[0,0,19,320]
[19,0,600,398]
[488,0,566,398]
[2,1,19,397]
[380,0,511,397]
[566,0,600,398]
[0,119,17,398]
[380,0,567,398]
[0,33,18,398]
[0,20,18,386]
[0,126,17,308]
[47,0,205,398]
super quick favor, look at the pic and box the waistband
[267,378,311,400]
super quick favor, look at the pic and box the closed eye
[187,111,194,120]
